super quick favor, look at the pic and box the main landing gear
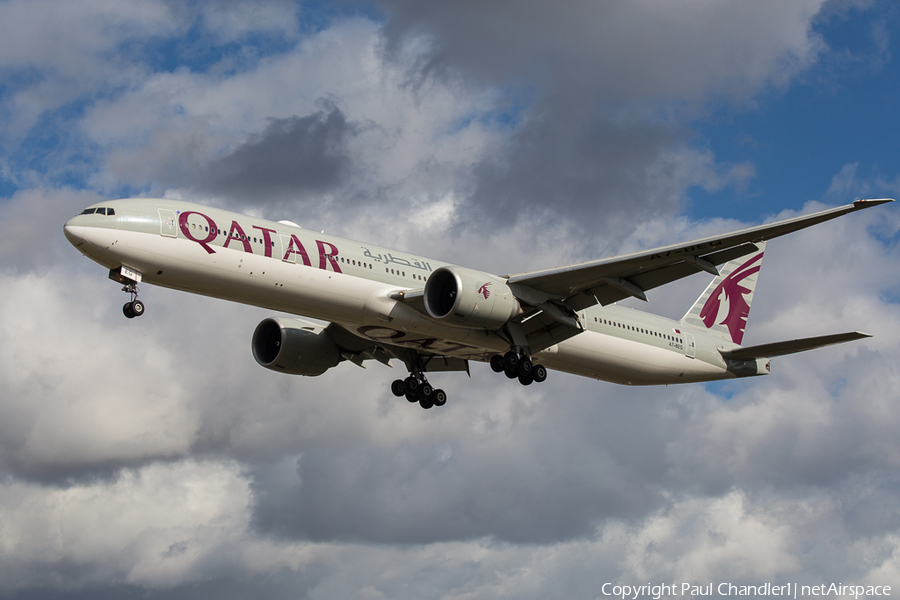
[390,374,447,410]
[121,281,145,319]
[489,350,547,386]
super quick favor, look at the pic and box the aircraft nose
[63,220,85,246]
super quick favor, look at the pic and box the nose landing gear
[111,267,145,319]
[121,279,144,319]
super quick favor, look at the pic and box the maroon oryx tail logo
[477,282,492,300]
[699,252,763,344]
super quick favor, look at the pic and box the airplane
[63,197,892,409]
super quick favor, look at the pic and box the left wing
[506,199,893,312]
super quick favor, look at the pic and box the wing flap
[719,331,872,360]
[580,243,764,308]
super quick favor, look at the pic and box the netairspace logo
[600,583,892,600]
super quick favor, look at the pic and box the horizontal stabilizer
[719,331,871,360]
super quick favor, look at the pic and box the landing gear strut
[121,281,145,319]
[390,372,447,409]
[490,350,547,386]
[110,267,145,319]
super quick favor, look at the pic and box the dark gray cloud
[378,1,825,99]
[249,389,669,544]
[203,102,357,202]
[373,1,826,237]
[461,118,685,237]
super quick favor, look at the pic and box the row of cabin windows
[180,222,276,247]
[339,257,373,270]
[185,221,429,281]
[80,207,116,215]
[384,268,426,281]
[593,316,679,342]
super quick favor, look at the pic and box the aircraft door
[685,333,696,358]
[159,209,177,237]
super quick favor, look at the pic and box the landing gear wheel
[404,376,419,394]
[517,357,533,377]
[532,364,548,383]
[391,379,406,397]
[503,351,520,371]
[419,397,434,409]
[504,368,518,379]
[432,389,447,406]
[406,391,419,403]
[418,382,434,401]
[490,355,505,373]
[120,278,144,319]
[518,373,533,386]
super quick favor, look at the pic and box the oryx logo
[477,282,492,300]
[699,252,763,345]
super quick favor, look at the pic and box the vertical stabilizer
[680,242,766,344]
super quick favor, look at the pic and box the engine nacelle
[423,266,520,330]
[251,317,340,376]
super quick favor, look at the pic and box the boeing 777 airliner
[64,198,892,408]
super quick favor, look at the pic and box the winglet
[853,198,895,208]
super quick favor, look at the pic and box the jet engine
[252,317,340,376]
[423,266,520,330]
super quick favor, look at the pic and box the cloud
[0,0,180,145]
[0,459,315,592]
[202,102,357,200]
[0,269,198,478]
[0,188,104,272]
[372,0,830,234]
[378,1,827,101]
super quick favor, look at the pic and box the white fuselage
[64,198,761,385]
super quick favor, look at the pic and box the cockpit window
[78,207,115,216]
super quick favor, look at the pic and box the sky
[1,0,900,598]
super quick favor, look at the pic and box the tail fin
[680,241,766,345]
